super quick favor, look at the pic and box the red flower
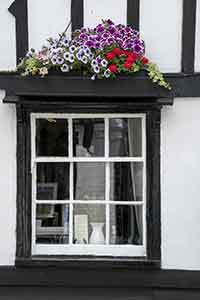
[140,57,149,65]
[106,52,116,60]
[112,48,124,56]
[109,64,118,73]
[124,62,133,70]
[126,52,138,64]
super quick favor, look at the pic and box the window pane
[36,119,68,156]
[74,163,105,200]
[73,204,106,244]
[36,204,69,244]
[110,205,143,245]
[110,162,143,202]
[37,163,69,200]
[73,119,104,157]
[109,118,142,157]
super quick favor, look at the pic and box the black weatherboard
[182,0,197,73]
[127,0,140,30]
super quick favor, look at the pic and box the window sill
[15,257,160,270]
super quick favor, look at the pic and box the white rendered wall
[0,91,16,266]
[28,0,71,51]
[195,0,200,71]
[161,98,200,270]
[84,0,126,28]
[0,0,16,70]
[140,0,183,73]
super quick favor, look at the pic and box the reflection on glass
[36,204,69,244]
[37,163,69,200]
[73,204,106,244]
[110,162,143,201]
[109,118,142,157]
[36,119,68,156]
[74,163,105,200]
[110,205,143,245]
[73,119,104,157]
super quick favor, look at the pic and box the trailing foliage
[18,19,171,89]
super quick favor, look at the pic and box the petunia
[56,57,64,65]
[91,59,98,67]
[101,59,108,67]
[103,69,111,78]
[69,54,75,63]
[108,64,117,73]
[93,65,100,73]
[81,56,88,64]
[69,45,76,53]
[61,64,69,72]
[64,52,70,60]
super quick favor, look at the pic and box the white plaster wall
[0,91,16,266]
[84,0,126,28]
[0,0,16,70]
[28,0,71,51]
[140,0,183,73]
[195,0,200,71]
[161,98,200,270]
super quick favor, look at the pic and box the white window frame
[31,113,146,257]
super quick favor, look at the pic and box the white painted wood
[28,0,71,51]
[31,113,146,256]
[195,0,200,71]
[0,0,16,70]
[140,0,183,72]
[33,244,146,257]
[84,0,127,28]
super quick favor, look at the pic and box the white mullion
[34,157,145,163]
[105,118,110,245]
[33,113,145,119]
[35,200,70,204]
[69,118,73,245]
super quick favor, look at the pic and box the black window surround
[14,97,164,269]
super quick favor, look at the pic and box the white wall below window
[161,98,200,270]
[0,90,16,266]
[195,0,200,72]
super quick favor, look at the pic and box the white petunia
[69,45,76,53]
[101,59,108,68]
[81,56,88,64]
[103,69,111,78]
[91,59,98,67]
[61,64,69,72]
[93,65,100,73]
[56,57,64,65]
[69,54,75,63]
[63,52,70,61]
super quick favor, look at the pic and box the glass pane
[37,163,69,200]
[36,119,68,156]
[109,118,142,157]
[73,119,104,157]
[110,162,143,202]
[36,204,69,244]
[73,204,106,244]
[74,163,105,200]
[110,205,143,245]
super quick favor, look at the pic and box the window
[31,114,146,257]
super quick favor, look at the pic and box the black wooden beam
[127,0,140,30]
[8,0,29,63]
[0,267,200,288]
[71,0,84,32]
[182,0,197,73]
